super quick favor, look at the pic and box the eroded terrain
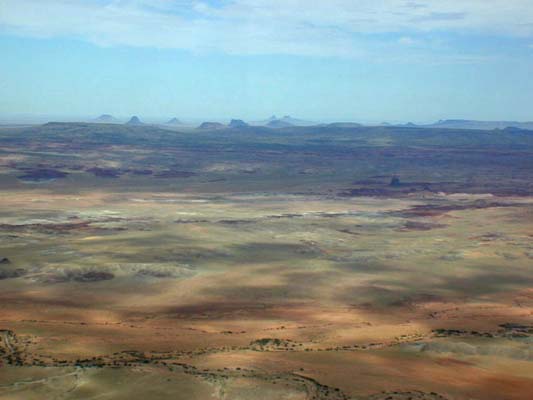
[0,123,532,399]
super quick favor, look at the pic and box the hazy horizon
[1,1,533,122]
[4,113,533,127]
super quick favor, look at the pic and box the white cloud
[1,0,532,58]
[398,36,417,46]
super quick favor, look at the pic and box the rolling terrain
[0,123,532,399]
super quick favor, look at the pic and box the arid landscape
[0,123,532,399]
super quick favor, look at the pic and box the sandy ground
[1,190,532,399]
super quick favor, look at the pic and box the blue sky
[1,0,533,123]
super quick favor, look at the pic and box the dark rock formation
[390,176,401,186]
[73,271,115,282]
[228,119,249,128]
[94,114,117,123]
[0,268,26,280]
[47,270,115,283]
[126,116,143,125]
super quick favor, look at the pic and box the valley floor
[1,190,532,399]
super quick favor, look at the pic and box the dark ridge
[325,122,363,128]
[94,114,117,123]
[166,117,182,125]
[267,119,293,128]
[154,170,196,178]
[87,167,122,178]
[197,122,225,130]
[228,119,249,128]
[18,169,68,182]
[126,116,143,125]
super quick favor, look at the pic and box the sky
[1,0,533,123]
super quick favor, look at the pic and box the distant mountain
[166,117,182,125]
[228,119,249,128]
[279,115,313,126]
[426,119,533,130]
[257,115,315,127]
[126,116,143,125]
[254,115,276,126]
[266,119,294,128]
[197,122,226,130]
[94,114,118,123]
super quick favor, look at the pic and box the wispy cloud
[398,36,418,46]
[1,0,532,59]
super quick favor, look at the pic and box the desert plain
[0,123,532,399]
